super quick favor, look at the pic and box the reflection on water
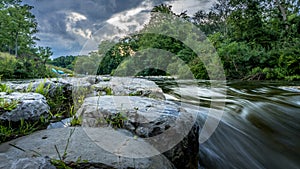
[155,79,300,169]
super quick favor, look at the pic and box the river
[154,79,300,169]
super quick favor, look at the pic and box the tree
[0,0,38,56]
[36,46,53,66]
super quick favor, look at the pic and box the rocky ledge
[0,76,200,169]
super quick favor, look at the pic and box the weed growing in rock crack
[104,112,128,129]
[73,86,92,112]
[0,83,13,94]
[26,82,33,92]
[6,128,87,168]
[0,98,18,114]
[47,86,69,118]
[31,80,74,125]
[51,128,88,168]
[104,87,113,95]
[129,91,142,96]
[0,117,50,143]
[69,106,82,126]
[35,79,50,96]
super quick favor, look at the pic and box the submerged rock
[0,92,50,122]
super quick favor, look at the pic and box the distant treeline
[48,55,76,71]
[52,1,300,80]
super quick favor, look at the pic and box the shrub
[0,52,17,78]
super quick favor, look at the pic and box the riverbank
[0,76,199,169]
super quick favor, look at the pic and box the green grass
[35,79,51,96]
[0,117,49,143]
[0,98,18,114]
[0,77,13,94]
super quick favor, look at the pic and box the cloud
[23,0,215,58]
[167,0,216,15]
[65,12,92,39]
[106,0,153,33]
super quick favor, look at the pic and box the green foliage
[193,0,300,80]
[69,106,82,126]
[26,82,33,92]
[70,117,82,126]
[0,0,53,79]
[104,87,113,95]
[0,84,13,94]
[48,55,77,70]
[51,128,86,169]
[0,117,49,143]
[0,98,18,113]
[74,52,103,75]
[105,112,128,129]
[35,79,50,96]
[47,85,72,119]
[0,52,17,78]
[0,1,38,56]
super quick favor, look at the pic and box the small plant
[70,117,82,126]
[69,106,82,126]
[104,112,128,129]
[0,117,49,143]
[0,83,13,94]
[35,79,51,96]
[129,91,142,96]
[0,98,18,114]
[73,86,92,111]
[26,82,33,92]
[47,85,70,119]
[51,128,88,168]
[104,87,113,95]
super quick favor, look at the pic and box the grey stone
[0,155,55,169]
[47,118,72,129]
[76,96,199,168]
[92,77,165,99]
[11,157,56,169]
[0,127,175,169]
[0,92,50,122]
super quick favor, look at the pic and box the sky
[23,0,216,58]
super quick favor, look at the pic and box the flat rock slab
[0,127,174,169]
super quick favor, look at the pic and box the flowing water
[154,79,300,169]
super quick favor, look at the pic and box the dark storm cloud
[22,0,214,57]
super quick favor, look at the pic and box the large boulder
[76,96,199,168]
[0,127,174,169]
[92,77,165,99]
[0,92,50,122]
[7,78,73,96]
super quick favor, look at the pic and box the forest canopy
[88,1,300,80]
[1,0,299,80]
